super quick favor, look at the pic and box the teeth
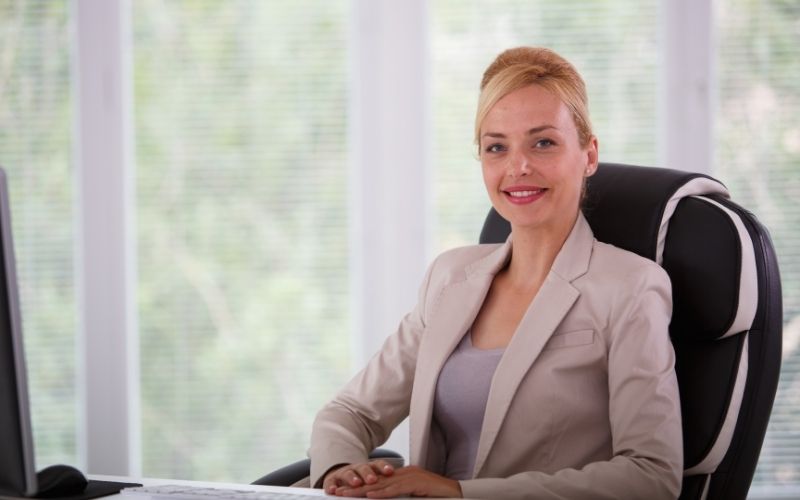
[507,189,542,197]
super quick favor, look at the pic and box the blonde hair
[475,47,593,148]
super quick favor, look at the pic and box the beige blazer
[309,215,683,499]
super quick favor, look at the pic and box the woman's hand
[322,459,396,495]
[332,465,462,498]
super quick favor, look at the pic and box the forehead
[482,84,574,134]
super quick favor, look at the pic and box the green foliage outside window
[0,0,77,469]
[1,0,798,493]
[715,0,800,489]
[133,0,350,481]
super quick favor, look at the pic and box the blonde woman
[309,47,683,499]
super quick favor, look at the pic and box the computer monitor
[0,167,37,496]
[0,167,141,499]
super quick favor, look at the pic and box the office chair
[252,448,403,488]
[254,163,782,500]
[480,163,782,500]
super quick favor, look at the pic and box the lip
[502,185,548,205]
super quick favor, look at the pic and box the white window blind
[431,0,660,251]
[2,1,798,492]
[713,1,800,496]
[132,0,350,482]
[0,1,77,468]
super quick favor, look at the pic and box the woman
[309,47,683,499]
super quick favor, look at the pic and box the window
[0,0,77,468]
[1,1,798,493]
[714,0,800,494]
[132,0,350,481]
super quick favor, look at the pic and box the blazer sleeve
[308,255,440,487]
[459,264,683,500]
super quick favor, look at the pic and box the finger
[368,459,395,476]
[336,485,367,497]
[365,482,404,499]
[341,474,395,496]
[326,477,346,496]
[322,476,337,495]
[323,467,348,494]
[346,476,401,498]
[329,467,362,488]
[340,468,364,487]
[355,463,379,484]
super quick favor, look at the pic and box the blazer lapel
[409,239,512,468]
[472,215,595,476]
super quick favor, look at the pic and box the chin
[502,209,577,234]
[494,205,546,228]
[503,215,549,231]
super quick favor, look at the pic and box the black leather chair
[252,448,403,488]
[481,163,782,500]
[256,163,782,500]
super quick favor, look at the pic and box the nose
[507,149,532,177]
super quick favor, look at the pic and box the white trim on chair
[684,334,749,475]
[690,196,759,339]
[700,473,711,500]
[655,177,729,266]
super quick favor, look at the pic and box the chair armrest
[251,448,404,487]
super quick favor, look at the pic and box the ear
[583,135,599,177]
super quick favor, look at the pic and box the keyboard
[120,484,324,499]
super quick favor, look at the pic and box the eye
[534,138,555,148]
[484,143,506,154]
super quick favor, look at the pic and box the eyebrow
[481,125,558,139]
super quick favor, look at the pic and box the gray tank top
[432,332,505,480]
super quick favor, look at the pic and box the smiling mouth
[502,187,548,204]
[506,189,546,198]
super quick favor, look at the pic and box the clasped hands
[322,459,462,498]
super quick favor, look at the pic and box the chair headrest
[479,163,758,341]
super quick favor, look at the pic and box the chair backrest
[479,163,782,500]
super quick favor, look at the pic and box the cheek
[480,161,497,186]
[481,164,506,199]
[563,162,587,189]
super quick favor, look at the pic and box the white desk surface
[90,475,327,497]
[91,475,467,499]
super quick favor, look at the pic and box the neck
[504,212,578,291]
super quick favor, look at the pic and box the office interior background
[0,0,797,497]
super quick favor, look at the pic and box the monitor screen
[0,167,37,497]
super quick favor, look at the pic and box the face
[479,84,598,235]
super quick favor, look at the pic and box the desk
[90,476,327,497]
[90,476,466,499]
